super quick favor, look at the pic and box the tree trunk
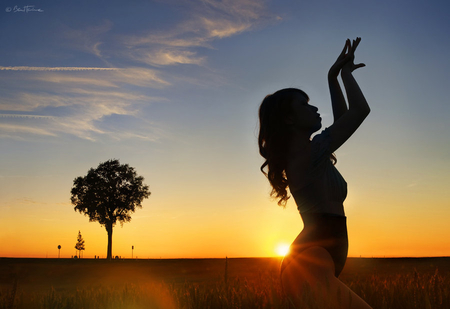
[106,222,113,260]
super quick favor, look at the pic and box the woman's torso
[286,129,347,217]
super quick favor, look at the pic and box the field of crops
[1,257,449,308]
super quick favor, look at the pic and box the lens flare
[275,243,290,256]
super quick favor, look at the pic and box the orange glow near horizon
[2,190,450,259]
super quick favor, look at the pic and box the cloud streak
[0,114,55,119]
[0,66,118,71]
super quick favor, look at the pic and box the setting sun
[275,243,290,257]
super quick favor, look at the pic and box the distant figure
[258,38,372,308]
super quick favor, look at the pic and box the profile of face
[286,92,322,135]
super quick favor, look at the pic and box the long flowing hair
[258,88,307,207]
[258,88,336,207]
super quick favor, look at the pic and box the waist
[301,212,346,220]
[292,187,346,216]
[301,213,347,234]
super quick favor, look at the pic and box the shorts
[281,213,348,278]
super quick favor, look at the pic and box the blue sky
[1,0,449,258]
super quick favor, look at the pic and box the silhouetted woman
[258,38,373,308]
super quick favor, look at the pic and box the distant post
[224,256,228,285]
[58,245,61,258]
[132,245,134,259]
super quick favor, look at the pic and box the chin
[310,123,322,134]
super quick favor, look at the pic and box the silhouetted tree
[75,231,85,258]
[58,245,61,258]
[70,159,150,260]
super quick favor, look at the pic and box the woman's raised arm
[328,39,350,121]
[328,38,370,153]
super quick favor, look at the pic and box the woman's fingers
[352,37,362,53]
[332,38,362,75]
[338,39,350,58]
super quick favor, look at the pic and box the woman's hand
[341,37,365,74]
[328,38,365,78]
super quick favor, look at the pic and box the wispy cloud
[0,93,70,111]
[0,66,169,87]
[129,49,205,66]
[0,1,277,141]
[112,67,171,87]
[0,67,169,141]
[0,123,57,137]
[120,0,276,67]
[32,74,120,88]
[0,90,166,141]
[201,17,251,39]
[60,19,113,59]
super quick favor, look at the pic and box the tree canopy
[70,159,150,259]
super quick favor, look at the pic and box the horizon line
[2,255,450,260]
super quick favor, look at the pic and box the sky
[1,0,449,259]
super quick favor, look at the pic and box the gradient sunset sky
[1,0,449,259]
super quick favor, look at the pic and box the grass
[1,257,450,308]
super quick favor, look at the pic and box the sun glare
[275,243,290,257]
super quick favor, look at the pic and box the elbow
[361,110,370,122]
[355,106,370,121]
[360,103,371,118]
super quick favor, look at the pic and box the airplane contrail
[0,114,55,119]
[0,66,118,71]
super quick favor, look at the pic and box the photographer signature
[5,5,44,13]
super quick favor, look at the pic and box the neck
[286,128,312,157]
[289,127,312,143]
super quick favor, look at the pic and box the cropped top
[290,129,347,216]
